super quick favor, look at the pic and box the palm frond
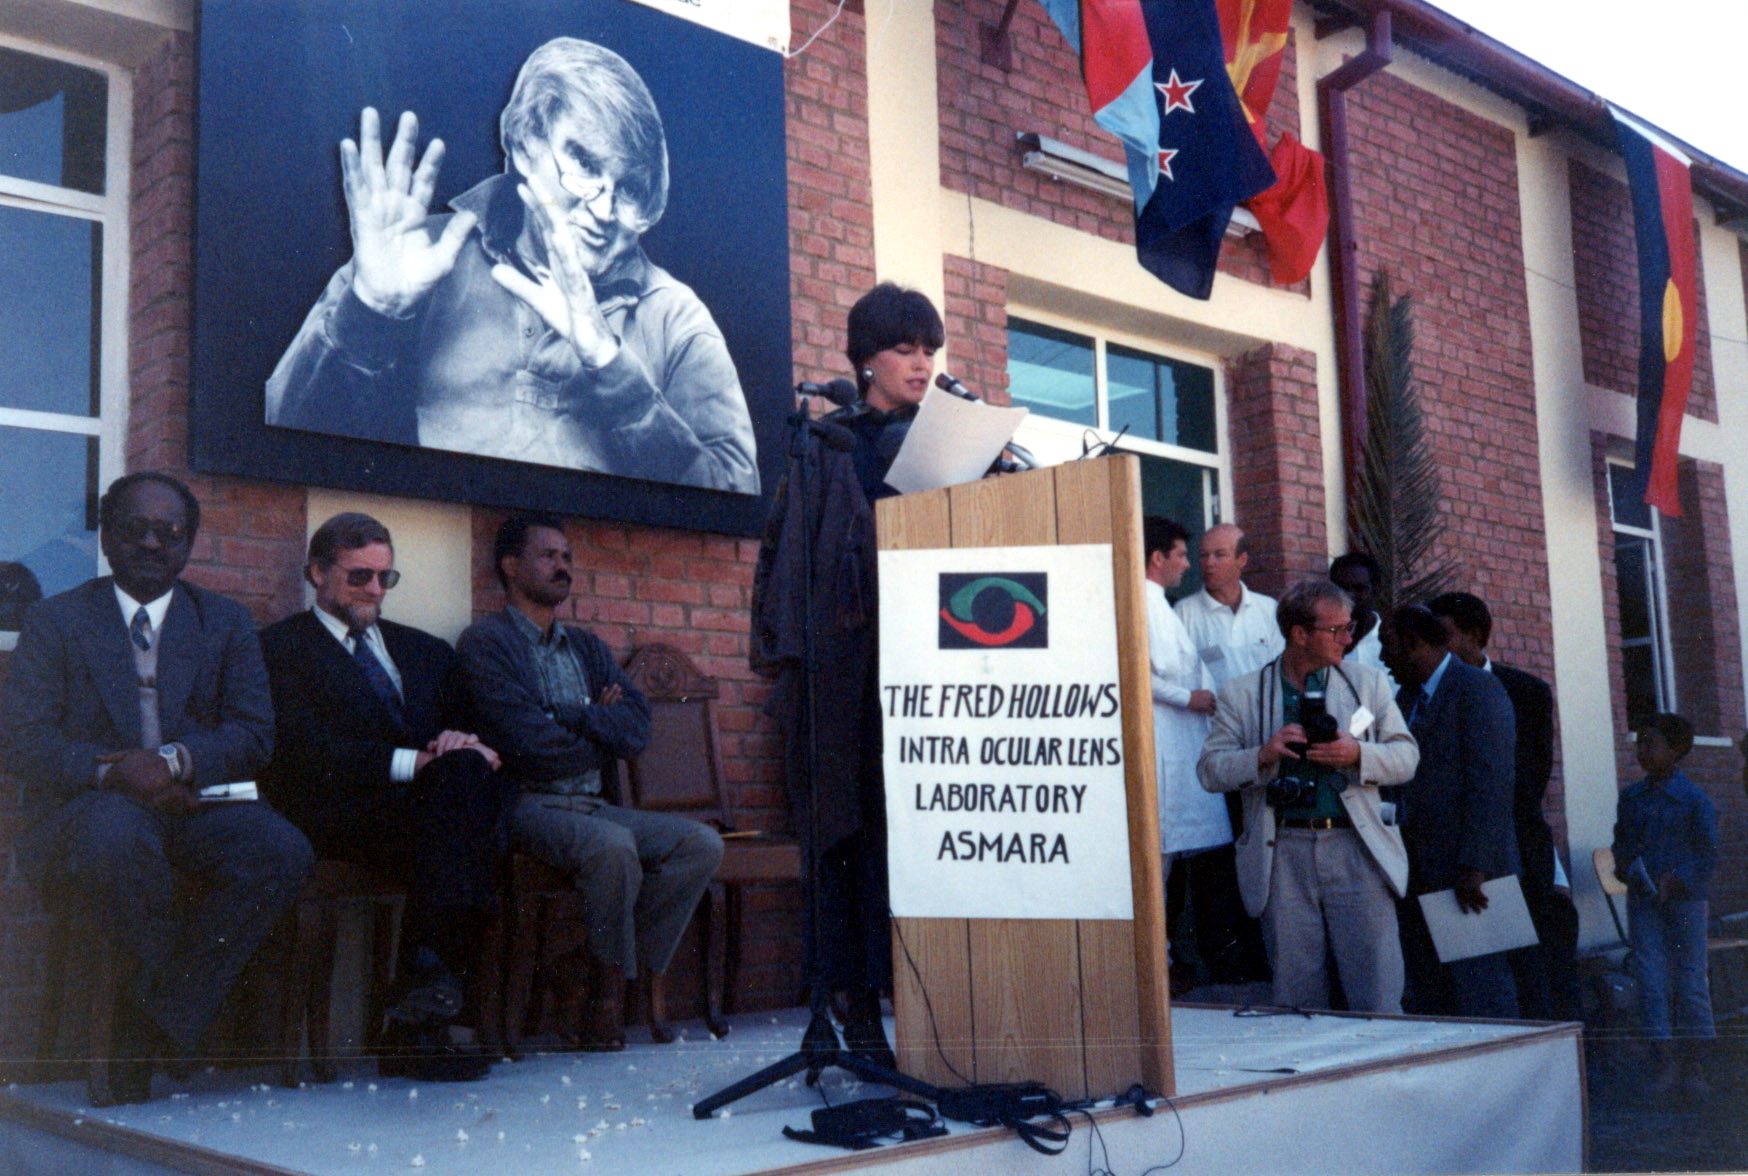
[1349,271,1455,620]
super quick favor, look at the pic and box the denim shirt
[1613,769,1718,901]
[506,607,598,797]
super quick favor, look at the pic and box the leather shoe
[378,1022,492,1083]
[384,958,464,1030]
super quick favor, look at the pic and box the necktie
[1407,687,1430,728]
[350,629,404,721]
[130,606,153,652]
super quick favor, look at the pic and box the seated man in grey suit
[260,512,512,1081]
[1,472,313,1104]
[457,513,722,1048]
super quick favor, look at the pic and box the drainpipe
[1316,11,1392,508]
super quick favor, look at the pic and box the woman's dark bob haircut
[845,283,944,395]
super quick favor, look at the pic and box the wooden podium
[877,455,1173,1099]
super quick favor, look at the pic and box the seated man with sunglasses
[260,512,513,1081]
[2,473,313,1104]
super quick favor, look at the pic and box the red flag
[1216,0,1327,282]
[1246,133,1328,284]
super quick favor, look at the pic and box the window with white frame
[1606,458,1675,729]
[0,41,128,638]
[1006,314,1226,595]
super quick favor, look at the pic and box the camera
[1267,689,1342,807]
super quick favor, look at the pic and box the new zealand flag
[1040,0,1276,298]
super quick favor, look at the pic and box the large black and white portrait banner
[192,0,791,537]
[879,545,1135,920]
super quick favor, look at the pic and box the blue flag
[1040,0,1275,298]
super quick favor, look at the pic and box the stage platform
[1,1004,1583,1175]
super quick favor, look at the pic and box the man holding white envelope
[1198,579,1419,1014]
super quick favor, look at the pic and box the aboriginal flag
[1040,0,1276,298]
[1613,108,1697,517]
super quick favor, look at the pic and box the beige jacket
[1197,658,1419,917]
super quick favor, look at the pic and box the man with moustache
[1,473,312,1104]
[259,512,511,1080]
[265,38,757,492]
[457,514,722,1048]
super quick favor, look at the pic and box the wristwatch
[158,744,184,780]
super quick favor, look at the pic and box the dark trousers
[1509,886,1582,1020]
[32,790,313,1053]
[295,749,512,1000]
[1399,894,1521,1019]
[1166,844,1270,985]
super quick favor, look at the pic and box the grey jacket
[1199,658,1419,915]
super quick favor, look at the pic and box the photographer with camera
[1197,579,1419,1013]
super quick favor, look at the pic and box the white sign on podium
[878,543,1134,920]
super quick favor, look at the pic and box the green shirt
[1277,668,1347,821]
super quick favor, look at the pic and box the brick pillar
[942,255,1010,403]
[1224,343,1327,596]
[128,32,306,626]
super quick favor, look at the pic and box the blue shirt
[1406,652,1453,726]
[1613,769,1718,901]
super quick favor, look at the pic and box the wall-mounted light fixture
[1016,132,1260,237]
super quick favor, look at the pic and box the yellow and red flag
[1217,0,1328,284]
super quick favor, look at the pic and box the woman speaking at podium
[751,283,944,1075]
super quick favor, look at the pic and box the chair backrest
[1592,846,1627,898]
[618,644,730,827]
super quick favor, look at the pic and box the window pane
[1130,451,1210,599]
[0,205,100,416]
[0,46,107,194]
[1613,537,1651,641]
[1620,643,1658,730]
[1007,318,1096,428]
[1107,345,1217,452]
[1608,463,1650,531]
[0,427,97,625]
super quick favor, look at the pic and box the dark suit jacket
[1398,657,1520,892]
[1,576,274,834]
[258,609,463,836]
[1492,661,1556,899]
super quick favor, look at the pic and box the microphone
[796,378,858,407]
[934,372,977,401]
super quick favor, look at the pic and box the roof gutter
[1311,0,1748,224]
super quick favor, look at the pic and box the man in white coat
[1197,579,1419,1013]
[1174,523,1284,691]
[1144,517,1265,986]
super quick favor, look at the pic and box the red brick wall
[934,0,1304,293]
[1224,343,1327,596]
[1342,68,1566,835]
[942,255,1011,404]
[788,0,877,387]
[1568,159,1717,423]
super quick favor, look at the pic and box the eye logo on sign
[938,573,1048,649]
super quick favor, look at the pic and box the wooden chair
[278,861,404,1085]
[36,909,123,1105]
[618,643,802,1037]
[1592,846,1630,944]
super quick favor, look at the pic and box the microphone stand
[694,388,935,1120]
